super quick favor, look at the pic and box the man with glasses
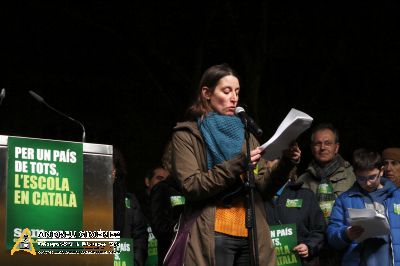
[327,148,400,265]
[382,147,400,187]
[297,123,356,220]
[297,123,356,265]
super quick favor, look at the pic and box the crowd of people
[113,63,400,266]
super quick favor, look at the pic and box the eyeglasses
[312,141,335,148]
[356,171,380,182]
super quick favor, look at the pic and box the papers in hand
[347,208,390,242]
[260,108,313,161]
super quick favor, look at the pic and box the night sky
[2,2,400,192]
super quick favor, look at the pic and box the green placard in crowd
[146,225,158,266]
[6,136,83,250]
[270,224,301,266]
[114,238,134,266]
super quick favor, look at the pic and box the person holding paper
[165,63,301,266]
[327,148,400,266]
[264,168,326,266]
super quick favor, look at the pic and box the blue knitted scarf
[198,112,244,169]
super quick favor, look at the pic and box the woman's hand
[293,243,309,258]
[250,147,263,165]
[282,142,301,163]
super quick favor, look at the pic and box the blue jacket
[327,178,400,266]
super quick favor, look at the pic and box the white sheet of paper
[347,208,390,242]
[260,108,313,161]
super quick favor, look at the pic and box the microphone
[235,106,263,137]
[29,90,86,142]
[0,88,5,106]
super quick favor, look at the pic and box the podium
[0,135,114,265]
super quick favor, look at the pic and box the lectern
[0,135,114,265]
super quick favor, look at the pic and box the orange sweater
[215,198,247,237]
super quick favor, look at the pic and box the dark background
[2,2,400,193]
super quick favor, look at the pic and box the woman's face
[203,75,240,116]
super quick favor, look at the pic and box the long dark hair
[185,63,239,120]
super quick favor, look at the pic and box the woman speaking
[165,63,301,266]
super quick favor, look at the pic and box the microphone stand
[29,90,86,143]
[243,119,260,266]
[44,102,86,143]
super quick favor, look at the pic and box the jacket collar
[174,121,204,141]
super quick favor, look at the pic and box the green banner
[270,224,301,266]
[6,137,83,250]
[114,238,134,266]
